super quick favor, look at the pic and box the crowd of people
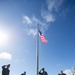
[1,64,66,75]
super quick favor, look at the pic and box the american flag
[39,30,48,43]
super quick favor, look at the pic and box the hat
[42,68,45,70]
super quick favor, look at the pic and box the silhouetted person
[39,68,48,75]
[58,70,66,75]
[21,73,24,75]
[21,71,26,75]
[2,64,10,75]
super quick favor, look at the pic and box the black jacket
[39,71,48,75]
[2,65,10,75]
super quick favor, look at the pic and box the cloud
[41,0,64,22]
[41,0,59,23]
[63,69,75,75]
[25,29,37,37]
[32,15,45,25]
[46,0,63,12]
[23,0,75,37]
[23,15,37,37]
[0,52,12,60]
[41,10,55,22]
[41,0,75,23]
[23,16,32,25]
[23,15,48,37]
[45,0,75,16]
[32,16,48,31]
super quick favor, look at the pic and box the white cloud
[45,0,75,17]
[32,16,47,31]
[32,15,39,22]
[41,10,55,22]
[23,0,75,37]
[46,0,63,12]
[41,0,64,23]
[46,0,55,11]
[25,29,37,37]
[0,52,12,60]
[23,15,48,36]
[23,15,46,28]
[23,16,32,25]
[32,15,46,26]
[64,69,75,75]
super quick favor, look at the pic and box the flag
[39,30,48,43]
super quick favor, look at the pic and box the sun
[0,30,9,45]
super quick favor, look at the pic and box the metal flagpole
[36,24,39,75]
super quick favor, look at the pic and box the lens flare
[0,30,9,46]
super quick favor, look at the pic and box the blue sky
[0,0,75,75]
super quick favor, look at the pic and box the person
[21,71,26,75]
[58,70,66,75]
[24,71,26,75]
[2,64,10,75]
[39,68,48,75]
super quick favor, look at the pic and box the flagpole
[36,24,39,75]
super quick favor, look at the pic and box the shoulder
[44,71,48,75]
[2,65,5,69]
[45,71,47,73]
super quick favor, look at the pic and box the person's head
[24,71,26,74]
[42,68,45,71]
[7,64,10,68]
[61,70,63,74]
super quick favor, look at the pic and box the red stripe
[39,34,48,43]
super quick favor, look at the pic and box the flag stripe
[39,30,48,43]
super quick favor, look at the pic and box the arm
[39,70,42,74]
[2,65,6,69]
